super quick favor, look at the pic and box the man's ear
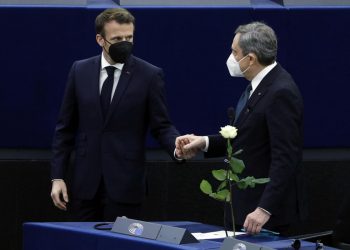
[248,53,257,64]
[96,34,104,47]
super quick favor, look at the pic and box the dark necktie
[235,83,252,121]
[100,66,116,119]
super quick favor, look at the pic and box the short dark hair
[95,8,135,37]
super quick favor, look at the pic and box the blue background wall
[0,5,349,148]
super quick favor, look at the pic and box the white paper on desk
[192,230,245,240]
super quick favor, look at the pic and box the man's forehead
[104,21,134,30]
[104,23,134,37]
[233,33,240,45]
[232,34,241,52]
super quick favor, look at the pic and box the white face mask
[226,53,250,77]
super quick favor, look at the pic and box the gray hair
[235,22,277,66]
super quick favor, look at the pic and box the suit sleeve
[258,88,303,214]
[147,69,180,159]
[51,62,78,179]
[205,134,227,158]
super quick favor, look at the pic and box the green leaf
[249,182,256,188]
[228,171,239,182]
[199,139,269,202]
[241,176,254,182]
[209,189,230,202]
[200,180,213,195]
[252,178,270,184]
[238,176,269,189]
[237,176,253,189]
[216,187,231,202]
[217,189,230,200]
[217,180,227,192]
[230,157,245,174]
[212,169,227,181]
[237,181,248,189]
[209,193,224,201]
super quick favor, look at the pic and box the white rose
[219,125,238,139]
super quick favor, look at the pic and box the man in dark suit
[176,22,305,235]
[50,8,180,221]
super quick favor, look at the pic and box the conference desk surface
[23,221,338,250]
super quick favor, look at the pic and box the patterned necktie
[235,83,252,121]
[100,66,116,119]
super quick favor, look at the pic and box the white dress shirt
[249,61,277,98]
[100,53,124,101]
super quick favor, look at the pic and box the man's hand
[50,180,69,211]
[243,207,271,234]
[175,134,205,159]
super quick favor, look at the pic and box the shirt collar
[101,53,124,71]
[251,61,277,93]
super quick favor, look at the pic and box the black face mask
[105,40,133,63]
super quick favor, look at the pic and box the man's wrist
[258,207,271,216]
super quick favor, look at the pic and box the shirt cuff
[174,149,184,161]
[51,179,64,182]
[202,136,209,152]
[258,207,272,216]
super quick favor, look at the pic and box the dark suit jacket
[51,55,179,203]
[334,194,350,243]
[206,64,306,228]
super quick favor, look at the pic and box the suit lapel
[236,85,267,126]
[104,56,134,125]
[88,56,104,124]
[235,64,282,126]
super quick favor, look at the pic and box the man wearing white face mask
[176,22,306,236]
[226,54,251,77]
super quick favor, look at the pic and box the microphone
[227,107,235,125]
